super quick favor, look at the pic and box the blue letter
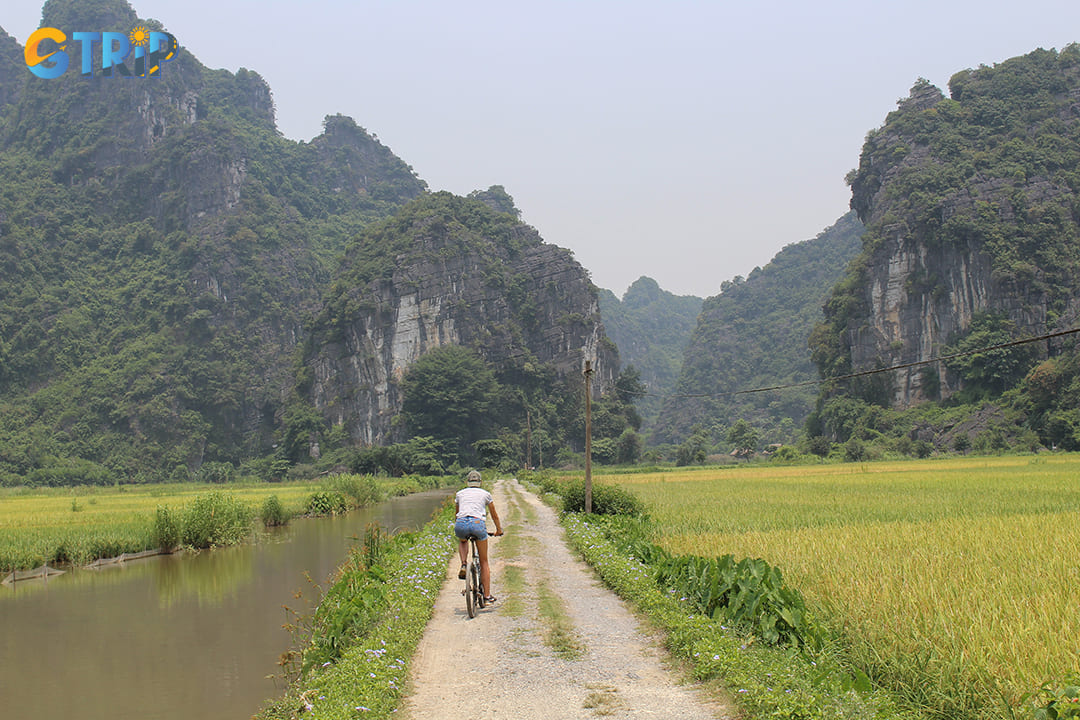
[101,32,131,77]
[72,32,100,77]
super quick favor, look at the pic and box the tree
[726,419,760,459]
[616,429,643,465]
[401,346,500,456]
[944,313,1040,400]
[474,438,511,468]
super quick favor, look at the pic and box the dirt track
[400,477,731,720]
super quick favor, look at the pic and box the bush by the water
[306,490,348,516]
[182,492,253,548]
[152,505,182,551]
[261,494,290,527]
[324,474,382,507]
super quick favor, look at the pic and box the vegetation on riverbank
[256,502,455,720]
[544,456,1080,719]
[0,474,452,572]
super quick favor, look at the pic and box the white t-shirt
[455,487,493,519]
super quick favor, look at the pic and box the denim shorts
[454,516,488,541]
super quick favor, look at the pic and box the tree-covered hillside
[652,212,863,449]
[809,46,1080,453]
[0,0,425,484]
[598,277,702,429]
[294,190,639,471]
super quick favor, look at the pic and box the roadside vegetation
[256,502,456,720]
[537,457,1080,720]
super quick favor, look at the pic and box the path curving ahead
[401,477,731,720]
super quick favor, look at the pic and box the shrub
[261,494,290,527]
[769,446,804,463]
[306,490,348,516]
[559,479,646,517]
[182,492,253,548]
[844,437,867,461]
[325,474,382,508]
[152,505,182,551]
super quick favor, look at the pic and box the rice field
[597,456,1080,718]
[0,482,322,572]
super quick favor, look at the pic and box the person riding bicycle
[454,470,503,604]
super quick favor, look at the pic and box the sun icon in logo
[129,25,151,47]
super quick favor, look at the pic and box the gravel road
[401,477,731,720]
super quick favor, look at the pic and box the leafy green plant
[305,490,348,516]
[325,474,382,508]
[303,564,388,672]
[152,505,182,551]
[558,480,646,517]
[1027,682,1080,720]
[260,494,290,527]
[181,492,253,548]
[652,552,820,649]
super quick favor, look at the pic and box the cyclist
[454,470,503,604]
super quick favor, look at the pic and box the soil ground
[400,477,733,720]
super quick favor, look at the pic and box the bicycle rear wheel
[476,559,486,609]
[465,561,478,618]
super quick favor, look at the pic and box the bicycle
[462,528,502,618]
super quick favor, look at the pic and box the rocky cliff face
[846,230,1047,404]
[824,48,1080,407]
[307,192,617,446]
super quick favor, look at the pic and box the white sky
[5,1,1080,298]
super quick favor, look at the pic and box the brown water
[0,488,452,720]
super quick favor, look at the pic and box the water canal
[0,488,452,720]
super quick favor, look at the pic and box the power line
[631,326,1080,401]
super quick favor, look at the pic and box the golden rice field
[598,456,1080,717]
[0,481,322,572]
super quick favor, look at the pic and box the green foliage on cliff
[597,277,702,428]
[401,346,499,454]
[299,189,635,471]
[815,46,1080,396]
[0,0,426,485]
[651,212,863,449]
[810,45,1080,452]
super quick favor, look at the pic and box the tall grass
[598,456,1080,718]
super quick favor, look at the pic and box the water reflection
[0,489,451,720]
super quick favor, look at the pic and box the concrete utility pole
[584,359,593,514]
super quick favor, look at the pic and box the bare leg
[458,539,468,566]
[476,537,491,596]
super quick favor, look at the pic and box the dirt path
[401,478,732,720]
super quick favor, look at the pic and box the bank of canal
[0,488,452,720]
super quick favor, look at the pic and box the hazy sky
[5,1,1080,298]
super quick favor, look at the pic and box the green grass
[536,576,586,660]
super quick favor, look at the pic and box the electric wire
[627,326,1080,400]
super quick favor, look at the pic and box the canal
[0,488,452,720]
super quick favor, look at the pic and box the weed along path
[402,477,731,720]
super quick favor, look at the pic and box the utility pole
[525,407,532,470]
[584,359,593,514]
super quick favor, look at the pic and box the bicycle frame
[464,536,486,618]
